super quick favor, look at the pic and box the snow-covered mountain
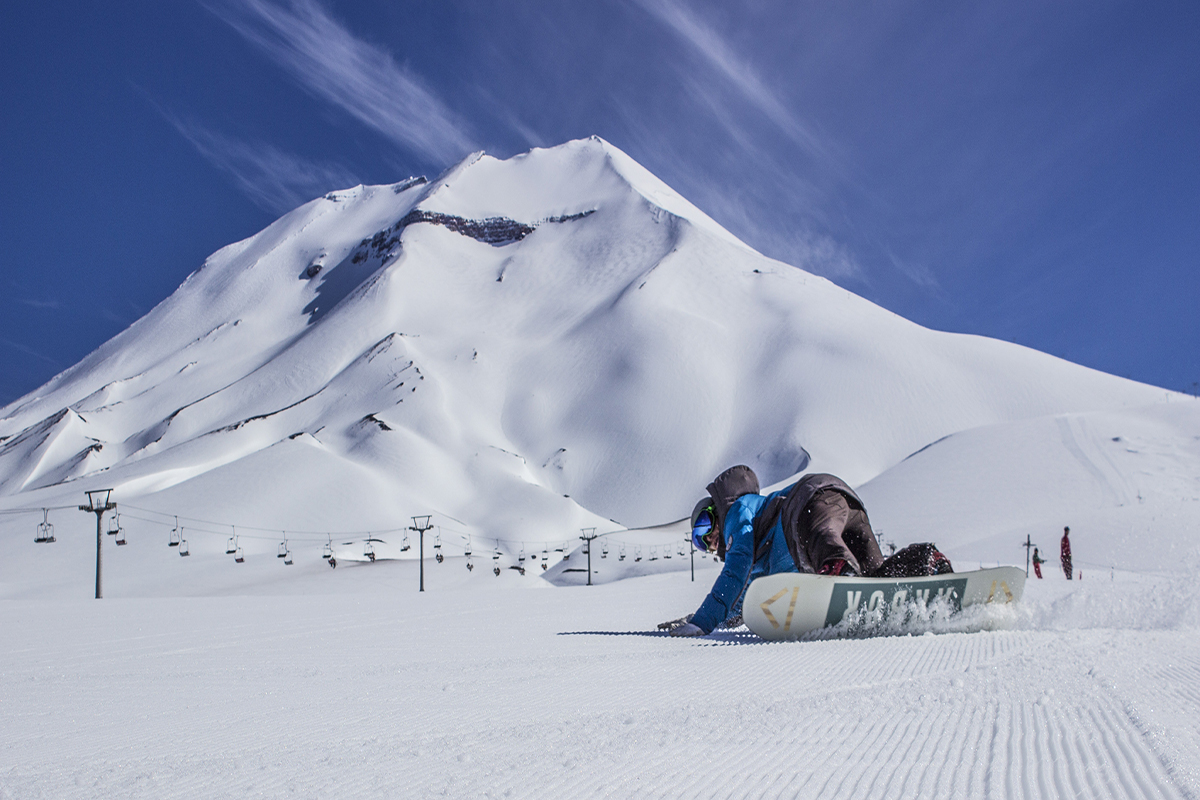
[6,139,1198,800]
[0,137,1178,550]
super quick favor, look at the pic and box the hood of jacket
[705,465,760,558]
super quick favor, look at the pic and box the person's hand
[656,614,694,631]
[669,622,706,637]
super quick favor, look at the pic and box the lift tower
[79,489,116,599]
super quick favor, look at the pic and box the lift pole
[1021,534,1035,578]
[580,528,598,586]
[79,489,116,599]
[690,533,695,582]
[410,515,433,591]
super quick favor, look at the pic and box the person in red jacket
[1032,547,1045,579]
[1060,526,1073,580]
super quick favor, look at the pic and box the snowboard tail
[744,567,1024,641]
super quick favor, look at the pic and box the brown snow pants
[794,489,885,576]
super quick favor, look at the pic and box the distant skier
[659,466,952,637]
[1032,547,1045,579]
[1060,526,1073,580]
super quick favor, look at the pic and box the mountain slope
[0,137,1175,542]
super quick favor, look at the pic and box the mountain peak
[0,140,1170,539]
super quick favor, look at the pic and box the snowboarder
[660,466,952,637]
[1032,547,1045,579]
[1061,526,1073,580]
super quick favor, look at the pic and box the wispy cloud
[1,337,61,368]
[164,114,359,214]
[205,0,473,165]
[614,94,864,283]
[620,0,879,285]
[888,251,941,291]
[18,298,62,310]
[633,0,834,168]
[702,188,866,282]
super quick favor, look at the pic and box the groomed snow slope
[3,399,1197,799]
[3,568,1198,799]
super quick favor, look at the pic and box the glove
[819,559,856,577]
[668,622,706,637]
[656,614,694,631]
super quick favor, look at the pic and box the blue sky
[2,0,1198,406]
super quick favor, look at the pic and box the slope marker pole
[1021,534,1035,578]
[690,532,695,582]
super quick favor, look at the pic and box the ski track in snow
[1056,415,1132,507]
[2,575,1195,799]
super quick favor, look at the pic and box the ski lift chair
[169,517,181,547]
[226,537,237,555]
[35,510,55,543]
[234,546,245,563]
[364,540,376,562]
[113,515,127,546]
[179,537,190,557]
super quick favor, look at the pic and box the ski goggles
[691,509,718,553]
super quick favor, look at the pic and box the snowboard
[743,566,1025,641]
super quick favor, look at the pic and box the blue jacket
[691,490,797,633]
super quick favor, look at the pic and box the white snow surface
[2,138,1199,798]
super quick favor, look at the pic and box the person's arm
[688,501,757,634]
